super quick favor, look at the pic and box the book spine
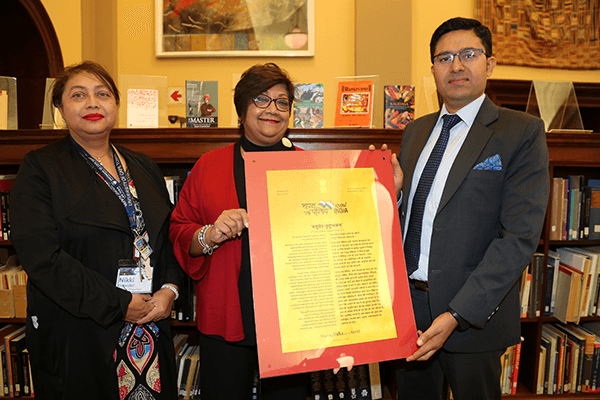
[512,341,522,395]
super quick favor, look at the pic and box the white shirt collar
[437,93,486,129]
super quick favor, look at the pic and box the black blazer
[400,97,549,352]
[10,135,183,398]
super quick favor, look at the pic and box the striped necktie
[404,114,462,276]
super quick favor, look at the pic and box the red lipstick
[84,113,104,121]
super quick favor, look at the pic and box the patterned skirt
[115,322,162,400]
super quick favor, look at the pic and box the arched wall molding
[19,0,63,77]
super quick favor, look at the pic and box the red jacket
[170,143,302,341]
[170,144,245,341]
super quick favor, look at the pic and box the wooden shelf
[2,79,600,398]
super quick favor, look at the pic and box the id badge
[134,232,153,260]
[116,259,152,293]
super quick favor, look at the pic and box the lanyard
[71,138,139,236]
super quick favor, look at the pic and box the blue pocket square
[473,154,502,171]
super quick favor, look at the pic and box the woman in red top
[169,63,307,400]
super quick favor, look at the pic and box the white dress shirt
[404,94,487,281]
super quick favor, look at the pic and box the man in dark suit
[392,17,549,399]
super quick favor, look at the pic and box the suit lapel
[437,97,499,212]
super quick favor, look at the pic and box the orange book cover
[245,149,417,378]
[334,80,374,127]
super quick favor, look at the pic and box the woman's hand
[206,208,249,247]
[190,209,249,256]
[136,287,177,325]
[124,293,153,323]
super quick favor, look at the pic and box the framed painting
[156,0,315,58]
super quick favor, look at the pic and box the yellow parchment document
[267,168,396,353]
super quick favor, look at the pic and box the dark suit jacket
[400,97,549,353]
[10,136,183,399]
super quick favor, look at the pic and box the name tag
[116,259,153,294]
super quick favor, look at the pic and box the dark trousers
[199,334,308,400]
[395,284,504,400]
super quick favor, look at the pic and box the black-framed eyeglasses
[432,48,488,65]
[252,95,292,112]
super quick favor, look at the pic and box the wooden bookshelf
[1,78,600,399]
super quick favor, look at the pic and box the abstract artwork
[156,0,314,57]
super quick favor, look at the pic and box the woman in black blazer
[10,61,183,400]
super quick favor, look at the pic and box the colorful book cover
[186,80,218,128]
[293,83,324,128]
[334,80,374,127]
[384,85,415,129]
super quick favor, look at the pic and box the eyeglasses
[252,95,292,112]
[432,48,487,65]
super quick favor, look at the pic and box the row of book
[539,322,600,395]
[182,80,415,130]
[548,247,600,324]
[174,333,200,399]
[309,363,382,400]
[0,325,32,397]
[500,340,522,395]
[550,175,600,241]
[519,247,600,324]
[0,175,15,241]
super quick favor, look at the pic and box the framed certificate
[245,149,417,377]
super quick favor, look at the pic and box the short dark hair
[430,17,493,64]
[52,61,120,108]
[233,63,294,121]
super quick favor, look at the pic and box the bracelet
[198,224,219,255]
[161,284,179,300]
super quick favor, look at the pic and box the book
[550,177,563,240]
[565,324,596,392]
[520,272,531,318]
[587,187,600,240]
[383,85,414,129]
[0,191,9,240]
[543,324,567,394]
[183,345,199,399]
[558,247,592,318]
[555,323,586,393]
[528,253,545,318]
[546,250,561,316]
[177,345,194,397]
[334,79,375,127]
[9,331,26,397]
[0,90,8,130]
[21,348,31,397]
[540,335,553,394]
[580,322,600,392]
[538,344,547,394]
[568,247,600,316]
[511,339,523,395]
[164,175,182,206]
[186,80,218,128]
[293,83,324,128]
[3,325,25,397]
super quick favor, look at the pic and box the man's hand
[368,143,403,199]
[406,312,458,361]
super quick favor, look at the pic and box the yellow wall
[40,0,600,123]
[40,0,82,66]
[42,0,355,127]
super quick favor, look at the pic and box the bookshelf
[1,79,600,399]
